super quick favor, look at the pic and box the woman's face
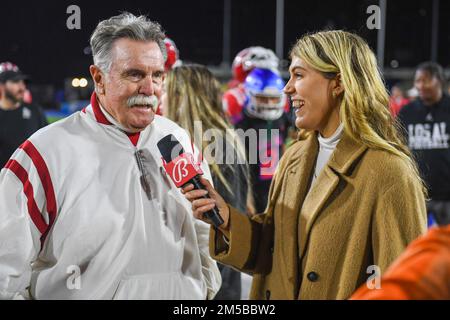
[284,56,341,137]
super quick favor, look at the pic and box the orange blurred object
[351,224,450,300]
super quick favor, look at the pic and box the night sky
[0,0,449,89]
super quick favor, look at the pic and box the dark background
[0,0,448,105]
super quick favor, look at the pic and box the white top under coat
[311,123,344,186]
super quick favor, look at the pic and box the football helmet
[244,68,285,120]
[232,47,279,83]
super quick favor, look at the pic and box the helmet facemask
[244,68,286,121]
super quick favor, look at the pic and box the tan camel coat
[210,132,427,300]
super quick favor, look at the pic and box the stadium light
[72,78,80,87]
[79,78,88,88]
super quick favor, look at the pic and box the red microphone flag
[162,153,204,188]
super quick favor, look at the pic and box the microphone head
[157,134,185,162]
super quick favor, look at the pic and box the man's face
[414,70,442,105]
[254,95,282,107]
[92,38,165,132]
[2,80,26,104]
[391,86,403,99]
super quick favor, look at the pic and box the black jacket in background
[0,103,48,168]
[398,94,450,200]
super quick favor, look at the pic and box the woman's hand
[181,176,230,231]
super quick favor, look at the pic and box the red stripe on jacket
[19,141,57,243]
[4,160,49,235]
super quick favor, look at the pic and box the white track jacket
[0,93,221,299]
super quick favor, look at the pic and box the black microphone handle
[184,175,224,228]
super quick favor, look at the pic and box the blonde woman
[162,64,252,299]
[182,31,427,300]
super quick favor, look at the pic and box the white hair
[90,12,167,73]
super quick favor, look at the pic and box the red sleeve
[223,89,245,125]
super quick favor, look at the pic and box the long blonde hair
[290,30,427,195]
[165,64,248,194]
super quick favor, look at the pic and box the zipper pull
[135,150,152,200]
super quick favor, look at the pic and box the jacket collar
[83,92,141,146]
[284,130,368,176]
[90,91,111,125]
[327,131,368,175]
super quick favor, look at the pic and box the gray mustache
[127,95,159,111]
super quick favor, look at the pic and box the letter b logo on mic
[172,158,189,184]
[163,153,203,187]
[158,134,224,227]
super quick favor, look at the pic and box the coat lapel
[298,132,368,261]
[298,165,340,261]
[278,133,318,297]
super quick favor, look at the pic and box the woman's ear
[332,73,344,97]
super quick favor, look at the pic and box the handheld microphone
[157,134,224,227]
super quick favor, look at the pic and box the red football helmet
[231,47,279,84]
[164,37,180,71]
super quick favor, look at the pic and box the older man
[0,13,220,299]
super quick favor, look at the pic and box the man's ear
[89,65,105,95]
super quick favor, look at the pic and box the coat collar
[88,91,111,125]
[327,131,369,175]
[284,130,368,176]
